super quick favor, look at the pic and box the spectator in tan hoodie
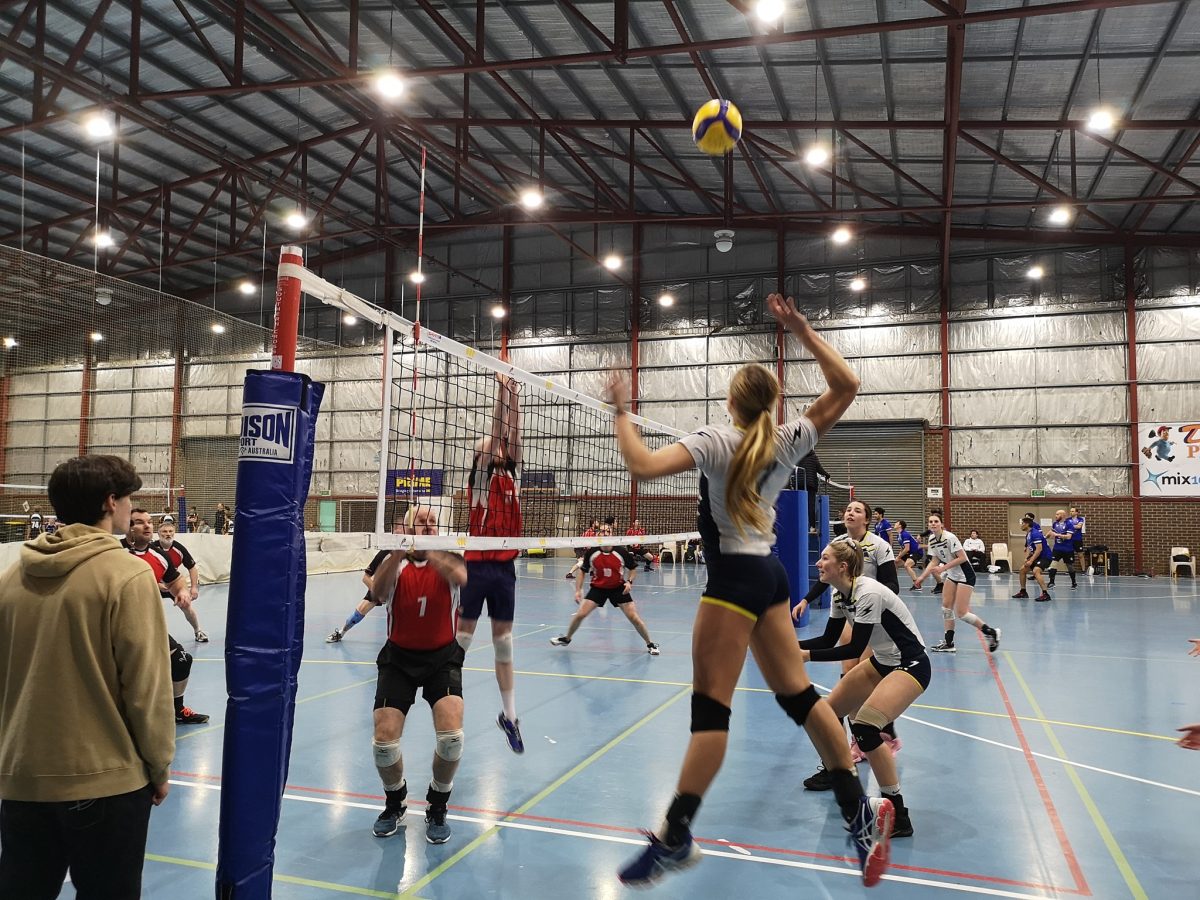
[0,455,175,899]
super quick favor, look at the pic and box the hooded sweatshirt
[0,523,175,802]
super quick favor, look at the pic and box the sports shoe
[550,635,571,646]
[891,807,914,838]
[803,764,836,791]
[194,630,209,643]
[850,736,866,764]
[1012,589,1029,599]
[644,563,653,572]
[1036,592,1052,602]
[847,796,893,887]
[929,640,956,653]
[326,628,344,643]
[425,805,451,844]
[564,571,576,580]
[175,706,209,725]
[647,642,661,656]
[931,584,943,595]
[882,733,902,755]
[909,584,923,592]
[1071,582,1078,590]
[373,787,407,837]
[617,830,703,888]
[985,627,1001,653]
[498,712,525,754]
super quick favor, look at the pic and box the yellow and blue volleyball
[691,99,743,155]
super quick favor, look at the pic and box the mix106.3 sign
[387,469,444,496]
[1138,422,1200,496]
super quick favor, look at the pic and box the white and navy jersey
[833,531,894,579]
[678,416,818,556]
[927,529,970,583]
[28,513,42,537]
[829,576,925,667]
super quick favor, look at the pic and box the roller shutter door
[814,422,927,536]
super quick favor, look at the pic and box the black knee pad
[850,720,884,753]
[171,643,193,682]
[690,693,732,733]
[775,685,821,727]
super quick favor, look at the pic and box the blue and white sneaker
[847,796,893,886]
[373,804,407,838]
[498,712,525,754]
[425,806,451,844]
[617,831,703,888]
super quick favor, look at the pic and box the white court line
[168,779,1055,899]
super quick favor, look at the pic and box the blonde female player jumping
[608,293,892,889]
[915,512,1000,653]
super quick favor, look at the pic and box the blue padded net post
[774,489,810,627]
[216,370,324,898]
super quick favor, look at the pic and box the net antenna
[281,263,702,554]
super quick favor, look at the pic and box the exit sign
[1030,489,1046,498]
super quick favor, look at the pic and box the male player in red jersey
[368,505,468,844]
[551,524,660,654]
[153,519,207,642]
[625,517,655,572]
[455,371,526,753]
[566,517,601,580]
[122,509,209,724]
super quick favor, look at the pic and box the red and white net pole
[404,148,428,510]
[272,245,304,372]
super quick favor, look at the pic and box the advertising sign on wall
[1138,422,1200,496]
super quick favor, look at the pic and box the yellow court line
[398,687,691,897]
[145,853,424,898]
[1003,652,1148,900]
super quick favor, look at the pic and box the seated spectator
[963,530,987,571]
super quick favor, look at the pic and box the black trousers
[0,784,153,899]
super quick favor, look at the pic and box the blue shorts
[460,560,516,622]
[701,553,791,621]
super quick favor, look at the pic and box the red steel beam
[1130,130,1200,232]
[940,1,965,526]
[38,0,114,111]
[171,0,236,85]
[166,172,233,263]
[1124,245,1143,573]
[1082,131,1200,194]
[840,130,942,204]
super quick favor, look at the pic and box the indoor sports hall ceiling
[1,0,1199,302]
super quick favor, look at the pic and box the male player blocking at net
[456,370,526,753]
[609,293,892,889]
[368,505,468,844]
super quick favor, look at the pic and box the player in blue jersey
[1046,509,1079,590]
[1013,513,1052,601]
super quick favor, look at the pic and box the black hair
[897,519,907,529]
[47,455,142,526]
[603,515,615,526]
[873,507,886,515]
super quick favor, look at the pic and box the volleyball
[691,99,742,155]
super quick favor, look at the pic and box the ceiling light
[1028,265,1045,279]
[831,226,852,245]
[491,304,507,319]
[410,270,426,284]
[850,277,866,292]
[90,332,104,342]
[603,254,622,271]
[714,229,735,253]
[756,0,785,24]
[238,280,255,295]
[83,113,114,140]
[520,188,544,210]
[1048,205,1072,225]
[211,323,226,334]
[658,293,675,307]
[284,211,307,230]
[1087,107,1115,132]
[375,71,406,101]
[803,144,829,167]
[3,337,17,349]
[92,230,114,249]
[343,314,358,326]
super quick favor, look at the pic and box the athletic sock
[659,793,702,846]
[173,695,184,715]
[881,785,905,812]
[944,629,954,646]
[501,690,517,722]
[830,769,863,823]
[343,609,365,632]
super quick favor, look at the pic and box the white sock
[881,784,900,796]
[430,778,453,793]
[501,690,517,721]
[961,612,983,628]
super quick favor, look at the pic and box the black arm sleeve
[875,560,900,594]
[807,620,874,662]
[802,579,828,605]
[799,613,847,650]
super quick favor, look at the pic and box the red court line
[171,769,1083,893]
[979,631,1091,896]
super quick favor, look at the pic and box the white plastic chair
[1171,547,1193,579]
[990,542,1011,573]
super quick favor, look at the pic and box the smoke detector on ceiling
[95,288,113,306]
[714,229,735,253]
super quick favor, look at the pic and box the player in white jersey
[801,540,931,838]
[916,513,999,653]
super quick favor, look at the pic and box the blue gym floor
[64,559,1199,898]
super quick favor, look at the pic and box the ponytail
[726,407,777,536]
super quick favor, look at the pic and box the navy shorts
[701,553,791,621]
[460,560,517,622]
[1052,549,1076,564]
[869,654,932,691]
[586,585,632,607]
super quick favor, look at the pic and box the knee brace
[775,684,821,728]
[850,703,889,753]
[455,631,473,651]
[435,729,464,763]
[691,692,732,733]
[373,738,402,769]
[493,631,513,664]
[941,605,955,622]
[170,644,193,682]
